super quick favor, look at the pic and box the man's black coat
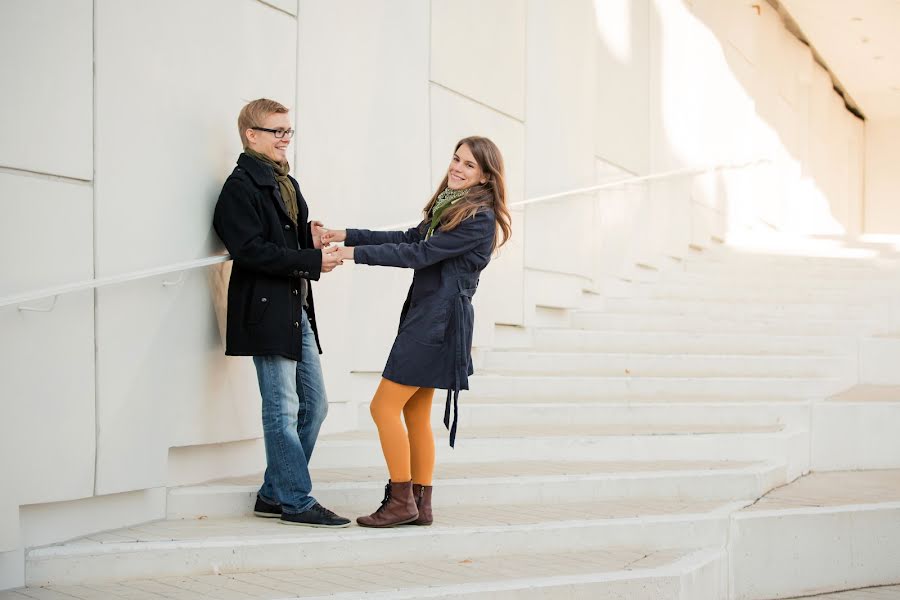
[213,152,323,360]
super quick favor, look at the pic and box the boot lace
[372,482,392,515]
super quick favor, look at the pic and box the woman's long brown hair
[422,136,512,251]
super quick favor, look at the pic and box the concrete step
[812,386,900,471]
[793,584,900,599]
[400,399,814,431]
[481,350,853,378]
[168,459,785,520]
[25,498,743,587]
[680,260,886,276]
[313,425,809,478]
[729,470,900,600]
[4,547,728,599]
[597,298,874,320]
[466,373,844,399]
[527,329,856,356]
[568,311,880,335]
[602,281,893,303]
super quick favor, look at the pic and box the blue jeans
[253,309,328,514]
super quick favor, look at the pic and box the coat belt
[443,278,477,448]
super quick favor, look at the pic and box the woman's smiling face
[446,143,486,190]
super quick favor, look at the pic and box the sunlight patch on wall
[594,0,631,63]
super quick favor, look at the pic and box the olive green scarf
[426,188,468,239]
[245,148,298,225]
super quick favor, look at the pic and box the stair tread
[322,423,785,442]
[4,546,710,599]
[185,459,771,489]
[36,500,734,555]
[742,469,900,512]
[453,395,807,404]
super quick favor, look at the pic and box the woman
[322,136,511,528]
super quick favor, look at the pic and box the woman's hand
[311,220,328,249]
[337,246,354,261]
[321,229,347,245]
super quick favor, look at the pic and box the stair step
[482,351,851,378]
[730,470,900,600]
[397,399,813,430]
[312,425,807,472]
[168,460,784,519]
[466,373,843,399]
[25,499,742,587]
[599,281,891,302]
[6,547,727,599]
[527,329,855,355]
[598,298,874,320]
[568,312,879,335]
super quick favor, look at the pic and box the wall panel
[94,0,297,277]
[430,0,526,120]
[0,0,92,179]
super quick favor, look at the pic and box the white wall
[864,119,900,233]
[0,0,869,589]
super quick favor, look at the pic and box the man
[213,98,349,527]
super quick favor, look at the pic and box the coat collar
[237,152,297,222]
[237,152,277,189]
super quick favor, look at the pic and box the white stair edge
[166,461,785,519]
[729,501,900,600]
[26,503,749,586]
[295,547,727,600]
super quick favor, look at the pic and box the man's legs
[253,353,317,514]
[295,308,328,463]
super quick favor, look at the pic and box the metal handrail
[1,159,770,311]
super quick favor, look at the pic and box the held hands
[312,221,351,272]
[321,246,343,273]
[336,246,354,261]
[320,229,347,245]
[311,220,327,250]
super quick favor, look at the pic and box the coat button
[261,297,268,303]
[284,224,291,230]
[292,289,298,296]
[303,271,309,277]
[292,270,300,276]
[294,321,300,328]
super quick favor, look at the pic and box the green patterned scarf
[426,187,468,239]
[245,148,298,225]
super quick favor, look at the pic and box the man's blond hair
[238,98,289,148]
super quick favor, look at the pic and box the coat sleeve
[345,223,425,247]
[213,178,323,280]
[353,211,493,270]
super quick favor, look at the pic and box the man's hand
[321,245,343,273]
[321,229,347,245]
[311,220,328,249]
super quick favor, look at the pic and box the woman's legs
[403,386,435,486]
[360,378,434,527]
[369,378,419,482]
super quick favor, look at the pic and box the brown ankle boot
[357,480,418,528]
[411,484,433,526]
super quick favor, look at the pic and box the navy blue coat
[347,208,495,446]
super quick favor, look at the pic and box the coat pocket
[401,295,451,346]
[246,285,272,325]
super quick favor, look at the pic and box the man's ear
[245,128,256,147]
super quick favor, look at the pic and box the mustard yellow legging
[369,378,435,485]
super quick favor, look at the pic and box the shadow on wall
[594,0,863,244]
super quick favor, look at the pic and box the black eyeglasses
[252,127,295,139]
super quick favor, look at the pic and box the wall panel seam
[0,166,91,185]
[428,81,525,124]
[254,0,297,19]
